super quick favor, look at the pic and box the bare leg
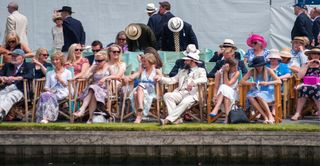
[248,97,268,120]
[88,94,97,121]
[210,93,224,115]
[256,97,274,122]
[134,87,144,123]
[75,89,93,116]
[136,87,144,110]
[313,98,320,114]
[223,97,231,124]
[291,97,307,120]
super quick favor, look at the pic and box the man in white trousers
[155,45,207,125]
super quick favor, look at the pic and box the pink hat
[246,34,267,49]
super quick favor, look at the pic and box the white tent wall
[0,0,297,52]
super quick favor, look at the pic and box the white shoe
[40,119,49,124]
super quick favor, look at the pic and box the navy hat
[58,6,74,13]
[12,49,25,56]
[293,2,307,10]
[248,56,267,68]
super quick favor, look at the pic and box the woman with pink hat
[266,49,292,80]
[244,34,270,64]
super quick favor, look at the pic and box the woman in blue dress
[240,56,281,124]
[124,53,162,123]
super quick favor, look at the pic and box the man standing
[310,7,320,46]
[146,3,162,49]
[4,2,28,46]
[161,17,198,51]
[0,49,33,122]
[155,49,207,125]
[125,23,156,51]
[58,6,86,52]
[158,1,175,30]
[291,2,313,44]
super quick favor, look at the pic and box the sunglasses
[112,51,121,54]
[41,54,49,57]
[92,49,101,53]
[251,41,258,45]
[118,38,126,41]
[95,59,105,63]
[8,40,16,44]
[75,49,83,52]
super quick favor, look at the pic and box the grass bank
[0,122,319,132]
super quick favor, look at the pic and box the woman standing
[240,56,281,124]
[52,12,64,52]
[36,52,73,123]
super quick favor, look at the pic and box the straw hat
[182,48,202,64]
[168,17,184,33]
[183,44,200,56]
[267,49,282,60]
[125,24,142,40]
[219,39,237,50]
[279,48,292,58]
[146,3,157,13]
[304,47,320,56]
[291,36,309,46]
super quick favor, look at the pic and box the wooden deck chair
[120,81,163,122]
[31,78,46,122]
[68,78,88,122]
[282,77,292,118]
[105,79,121,121]
[239,82,282,123]
[207,78,225,123]
[10,79,33,122]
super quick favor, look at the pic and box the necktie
[173,32,180,52]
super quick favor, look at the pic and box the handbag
[228,104,250,124]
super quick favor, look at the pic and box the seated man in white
[155,47,207,125]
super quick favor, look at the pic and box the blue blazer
[147,13,162,50]
[291,13,313,42]
[161,21,198,51]
[62,16,86,52]
[0,62,34,92]
[208,59,247,78]
[313,17,320,46]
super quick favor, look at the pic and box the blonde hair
[95,50,108,61]
[107,44,123,63]
[35,48,48,60]
[143,53,157,65]
[51,52,65,66]
[67,43,81,64]
[5,32,20,48]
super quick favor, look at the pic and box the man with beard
[0,49,33,122]
[155,47,207,125]
[169,44,206,77]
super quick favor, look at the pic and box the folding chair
[105,79,121,121]
[68,78,88,122]
[31,78,46,122]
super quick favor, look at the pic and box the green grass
[0,122,319,132]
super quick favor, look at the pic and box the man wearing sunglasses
[0,49,33,122]
[87,40,103,65]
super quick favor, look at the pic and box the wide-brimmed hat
[279,48,292,58]
[168,17,184,33]
[219,39,237,50]
[291,36,309,46]
[248,56,267,68]
[267,49,282,60]
[304,47,320,56]
[125,23,142,40]
[146,3,157,13]
[12,49,25,56]
[58,6,74,13]
[246,34,267,49]
[183,44,200,56]
[52,12,62,22]
[182,50,202,64]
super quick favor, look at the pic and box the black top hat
[58,6,74,13]
[248,56,267,68]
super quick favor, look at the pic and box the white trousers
[0,84,23,115]
[163,90,196,122]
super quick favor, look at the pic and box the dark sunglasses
[95,59,105,63]
[112,51,120,54]
[251,41,258,45]
[92,49,101,53]
[8,40,16,44]
[75,49,83,52]
[41,54,49,57]
[118,38,126,41]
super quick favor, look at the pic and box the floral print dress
[298,67,320,100]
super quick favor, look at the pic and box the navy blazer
[291,13,313,42]
[161,21,198,51]
[62,16,86,52]
[148,13,162,40]
[313,17,320,46]
[169,59,207,77]
[159,12,175,31]
[127,23,157,51]
[209,51,242,62]
[208,59,247,78]
[0,62,34,92]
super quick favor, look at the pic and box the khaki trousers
[163,90,196,122]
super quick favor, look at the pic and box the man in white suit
[155,45,207,125]
[4,2,28,46]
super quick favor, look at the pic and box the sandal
[134,117,142,123]
[291,113,302,121]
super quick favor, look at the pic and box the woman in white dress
[52,12,64,52]
[209,59,240,124]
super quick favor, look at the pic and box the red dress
[65,58,89,76]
